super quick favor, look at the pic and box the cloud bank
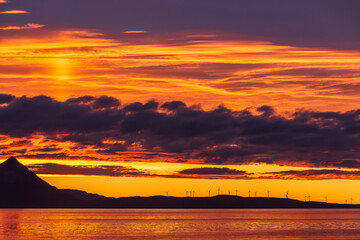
[1,94,360,170]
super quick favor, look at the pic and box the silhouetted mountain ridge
[0,156,56,191]
[0,157,359,208]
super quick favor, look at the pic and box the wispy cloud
[0,10,28,14]
[28,163,150,177]
[263,169,360,180]
[0,24,44,30]
[0,29,359,112]
[179,167,247,175]
[123,31,149,34]
[26,162,360,181]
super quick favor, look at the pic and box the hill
[0,157,358,208]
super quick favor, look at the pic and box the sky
[1,0,360,203]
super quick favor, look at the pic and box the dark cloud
[96,143,128,154]
[0,94,15,104]
[179,167,247,175]
[161,101,187,111]
[333,160,360,169]
[265,169,360,180]
[32,147,62,152]
[124,100,158,112]
[1,94,360,168]
[92,96,121,109]
[65,95,120,109]
[26,163,251,179]
[0,149,26,155]
[24,162,360,181]
[9,140,31,147]
[198,146,259,165]
[66,96,95,104]
[28,163,148,177]
[0,95,125,138]
[257,105,275,117]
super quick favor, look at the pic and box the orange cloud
[123,30,149,34]
[0,10,28,14]
[0,30,359,113]
[0,23,45,30]
[0,29,359,132]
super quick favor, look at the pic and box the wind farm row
[173,189,354,204]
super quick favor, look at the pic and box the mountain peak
[0,157,103,207]
[0,156,62,203]
[7,156,17,161]
[5,156,20,163]
[1,156,24,169]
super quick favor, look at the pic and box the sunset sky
[1,0,360,203]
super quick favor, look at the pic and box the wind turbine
[285,191,289,199]
[267,190,270,198]
[218,187,221,196]
[350,197,353,205]
[235,188,238,196]
[228,190,232,195]
[166,191,169,196]
[208,189,211,197]
[304,195,307,201]
[308,194,311,202]
[254,191,257,197]
[248,190,251,198]
[345,200,348,204]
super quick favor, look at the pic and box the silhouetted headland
[0,157,358,208]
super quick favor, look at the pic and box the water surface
[1,209,360,239]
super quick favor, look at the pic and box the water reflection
[0,209,360,239]
[1,209,22,237]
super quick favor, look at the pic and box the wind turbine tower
[267,190,270,198]
[235,188,238,196]
[285,191,289,199]
[248,190,251,198]
[218,187,221,196]
[208,189,211,197]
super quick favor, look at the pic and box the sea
[1,209,360,239]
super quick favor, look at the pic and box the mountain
[0,157,106,207]
[0,157,358,208]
